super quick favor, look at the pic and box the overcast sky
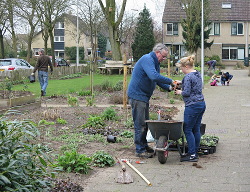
[123,0,166,22]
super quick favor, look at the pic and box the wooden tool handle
[116,157,126,171]
[125,161,152,186]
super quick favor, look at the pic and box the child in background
[221,72,233,86]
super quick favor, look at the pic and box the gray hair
[152,43,168,52]
[38,48,45,55]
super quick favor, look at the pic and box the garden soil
[1,89,183,189]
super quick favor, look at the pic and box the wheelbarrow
[146,120,206,164]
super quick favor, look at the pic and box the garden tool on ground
[115,157,133,184]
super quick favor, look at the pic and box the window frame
[166,23,178,36]
[231,22,244,35]
[55,22,64,29]
[54,36,64,42]
[209,22,220,35]
[222,46,244,60]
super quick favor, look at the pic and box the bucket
[29,75,35,83]
[107,135,116,143]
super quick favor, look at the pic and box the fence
[0,65,90,82]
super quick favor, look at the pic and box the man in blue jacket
[127,43,176,158]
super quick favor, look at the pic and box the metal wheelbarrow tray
[145,120,184,164]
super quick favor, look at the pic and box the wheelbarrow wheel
[157,136,168,164]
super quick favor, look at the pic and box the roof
[162,0,250,23]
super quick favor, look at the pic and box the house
[162,0,250,66]
[31,14,95,59]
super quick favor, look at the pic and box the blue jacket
[127,52,173,103]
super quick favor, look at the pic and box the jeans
[38,70,49,95]
[183,101,206,155]
[129,99,149,154]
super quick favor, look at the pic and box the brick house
[31,14,94,59]
[162,0,250,66]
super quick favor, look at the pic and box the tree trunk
[49,29,55,67]
[0,29,4,58]
[98,0,127,61]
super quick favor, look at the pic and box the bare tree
[98,0,127,61]
[37,0,70,64]
[6,0,18,57]
[77,0,105,94]
[0,0,8,58]
[16,0,40,62]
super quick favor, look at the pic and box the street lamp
[76,0,79,67]
[201,0,204,86]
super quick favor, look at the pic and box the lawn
[12,74,131,97]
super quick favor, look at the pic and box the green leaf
[0,175,11,184]
[39,156,47,167]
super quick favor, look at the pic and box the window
[222,47,244,60]
[209,23,220,35]
[166,23,178,35]
[55,22,64,29]
[222,3,231,9]
[54,36,64,42]
[231,22,244,35]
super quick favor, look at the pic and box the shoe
[180,154,198,162]
[145,146,154,153]
[181,153,199,159]
[135,152,153,158]
[41,90,45,96]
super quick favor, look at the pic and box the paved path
[84,68,250,192]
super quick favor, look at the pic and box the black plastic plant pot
[107,135,116,143]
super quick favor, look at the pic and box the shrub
[0,119,54,191]
[55,150,92,174]
[113,80,123,91]
[101,107,118,120]
[91,150,115,168]
[120,130,134,138]
[83,115,106,128]
[67,95,79,107]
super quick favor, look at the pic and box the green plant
[38,119,55,125]
[67,95,79,107]
[83,115,106,128]
[78,90,91,96]
[113,80,123,91]
[55,150,92,174]
[56,117,68,124]
[101,107,118,120]
[100,79,113,91]
[0,119,54,191]
[86,95,95,106]
[91,150,115,168]
[169,99,175,104]
[124,117,134,128]
[120,130,134,138]
[149,112,158,120]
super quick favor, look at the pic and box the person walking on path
[127,43,179,158]
[175,55,206,162]
[31,49,53,96]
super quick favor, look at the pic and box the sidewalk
[84,68,250,192]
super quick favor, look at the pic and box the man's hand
[31,73,34,76]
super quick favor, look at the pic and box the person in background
[175,55,206,162]
[127,43,179,158]
[221,72,233,86]
[206,60,216,71]
[31,49,53,96]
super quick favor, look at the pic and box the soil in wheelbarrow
[2,89,181,190]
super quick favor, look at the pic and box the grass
[11,74,131,97]
[8,72,210,97]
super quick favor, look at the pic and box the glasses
[159,51,167,59]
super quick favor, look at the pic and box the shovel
[115,157,133,184]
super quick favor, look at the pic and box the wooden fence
[0,65,90,82]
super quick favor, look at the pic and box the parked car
[0,58,34,71]
[56,58,70,67]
